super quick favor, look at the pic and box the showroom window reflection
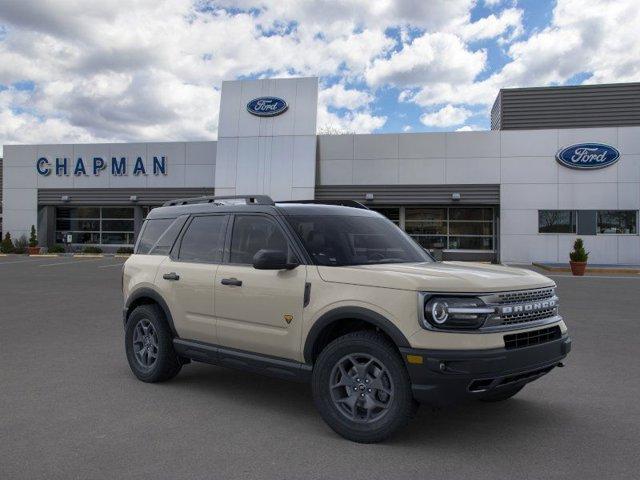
[55,207,135,246]
[371,206,495,251]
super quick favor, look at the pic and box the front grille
[504,326,562,350]
[496,287,555,305]
[501,307,557,325]
[487,287,558,327]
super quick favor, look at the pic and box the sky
[0,0,639,154]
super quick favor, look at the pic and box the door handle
[221,277,242,287]
[163,272,180,281]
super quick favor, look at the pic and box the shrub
[29,225,38,247]
[116,247,134,254]
[13,235,28,254]
[1,232,15,253]
[48,244,66,253]
[82,246,103,254]
[569,238,589,262]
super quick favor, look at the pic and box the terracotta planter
[569,261,587,276]
[27,246,41,255]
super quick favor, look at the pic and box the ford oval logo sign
[246,97,288,117]
[556,143,620,170]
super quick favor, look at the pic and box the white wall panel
[446,157,500,184]
[501,184,558,209]
[445,131,500,158]
[397,158,445,184]
[500,129,558,157]
[558,128,618,148]
[618,127,640,155]
[354,134,398,160]
[186,141,216,166]
[318,135,354,160]
[500,209,540,235]
[618,236,640,264]
[501,156,558,184]
[353,159,398,184]
[398,133,446,158]
[557,183,618,209]
[501,234,558,263]
[318,160,353,185]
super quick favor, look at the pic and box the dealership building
[1,78,639,264]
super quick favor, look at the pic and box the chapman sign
[556,143,620,170]
[36,156,168,177]
[246,97,288,117]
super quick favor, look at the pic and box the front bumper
[400,334,571,406]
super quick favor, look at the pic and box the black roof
[146,195,379,220]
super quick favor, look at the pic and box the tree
[29,225,38,247]
[1,232,15,253]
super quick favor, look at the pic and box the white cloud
[366,32,486,88]
[402,125,412,132]
[456,124,484,131]
[319,84,373,110]
[458,7,523,42]
[420,105,472,127]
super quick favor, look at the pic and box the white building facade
[2,77,639,264]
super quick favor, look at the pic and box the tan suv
[122,195,571,443]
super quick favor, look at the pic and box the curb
[29,254,59,257]
[73,254,104,258]
[532,262,640,275]
[114,254,131,258]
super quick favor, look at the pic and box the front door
[157,214,229,344]
[215,214,307,361]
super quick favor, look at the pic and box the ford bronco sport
[122,195,571,443]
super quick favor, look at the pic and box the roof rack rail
[163,195,275,207]
[276,199,370,210]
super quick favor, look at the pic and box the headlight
[422,296,495,330]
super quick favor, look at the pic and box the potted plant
[28,225,40,255]
[1,232,14,254]
[569,238,589,276]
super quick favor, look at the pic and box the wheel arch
[303,307,411,364]
[124,287,178,337]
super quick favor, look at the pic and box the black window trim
[171,213,230,264]
[223,212,309,266]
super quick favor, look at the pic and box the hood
[317,261,554,293]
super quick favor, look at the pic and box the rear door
[157,214,229,344]
[214,214,307,361]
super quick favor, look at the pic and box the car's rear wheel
[312,331,417,443]
[479,384,524,402]
[125,304,182,383]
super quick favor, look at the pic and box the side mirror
[252,249,298,270]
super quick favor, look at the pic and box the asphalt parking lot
[1,256,639,479]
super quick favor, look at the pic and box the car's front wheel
[125,304,182,383]
[312,331,417,443]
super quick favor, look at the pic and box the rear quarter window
[135,216,186,255]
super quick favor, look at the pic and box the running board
[173,338,312,383]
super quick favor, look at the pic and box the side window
[136,218,174,254]
[178,215,227,263]
[229,216,289,264]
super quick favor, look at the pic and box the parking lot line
[39,258,107,267]
[97,263,126,268]
[546,273,640,280]
[0,257,56,265]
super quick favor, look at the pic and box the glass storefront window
[538,210,576,233]
[55,207,135,246]
[597,211,638,234]
[402,206,494,251]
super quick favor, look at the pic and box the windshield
[286,214,433,266]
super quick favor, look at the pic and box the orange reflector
[406,354,423,365]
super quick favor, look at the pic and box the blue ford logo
[246,97,288,117]
[556,143,620,170]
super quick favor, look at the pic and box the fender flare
[303,306,411,363]
[124,287,178,337]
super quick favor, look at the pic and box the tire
[312,331,417,443]
[125,304,182,383]
[479,384,524,402]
